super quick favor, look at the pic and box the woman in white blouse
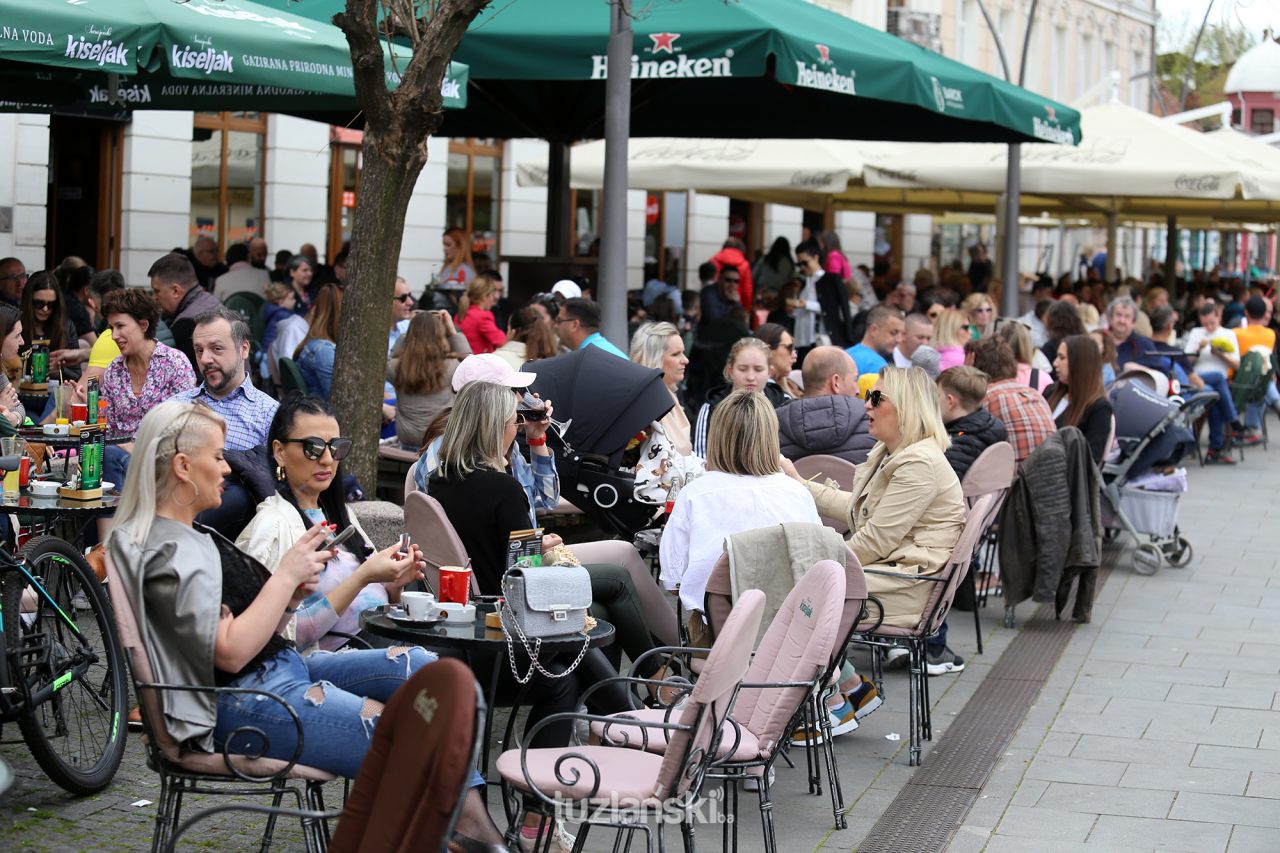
[659,390,819,643]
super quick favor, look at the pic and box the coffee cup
[438,566,471,604]
[401,591,437,621]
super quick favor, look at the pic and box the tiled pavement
[1,439,1277,851]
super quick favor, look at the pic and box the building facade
[1,0,1160,306]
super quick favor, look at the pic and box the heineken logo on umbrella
[815,44,832,65]
[591,33,733,80]
[648,32,680,54]
[1032,104,1074,144]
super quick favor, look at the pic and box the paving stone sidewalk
[947,443,1280,853]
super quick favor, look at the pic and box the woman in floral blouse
[95,288,196,444]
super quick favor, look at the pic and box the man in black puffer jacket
[938,366,1008,480]
[778,347,875,465]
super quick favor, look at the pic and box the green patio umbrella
[273,0,1079,143]
[0,0,466,111]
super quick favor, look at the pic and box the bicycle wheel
[2,536,128,794]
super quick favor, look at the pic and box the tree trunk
[332,0,491,493]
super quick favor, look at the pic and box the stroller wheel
[1164,535,1193,568]
[1132,543,1163,576]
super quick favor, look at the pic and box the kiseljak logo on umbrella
[171,34,235,74]
[65,25,130,68]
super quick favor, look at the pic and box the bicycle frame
[0,547,97,724]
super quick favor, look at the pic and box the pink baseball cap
[451,353,537,392]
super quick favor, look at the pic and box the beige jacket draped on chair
[804,440,964,628]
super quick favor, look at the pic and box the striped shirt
[172,375,279,451]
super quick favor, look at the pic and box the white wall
[834,210,875,266]
[0,114,49,268]
[120,111,192,285]
[400,134,449,292]
[263,114,329,262]
[684,192,730,291]
[763,204,804,251]
[903,214,932,277]
[499,138,550,262]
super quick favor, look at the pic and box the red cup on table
[70,403,88,422]
[18,457,30,487]
[438,565,471,604]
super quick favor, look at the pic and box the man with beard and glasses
[171,308,281,538]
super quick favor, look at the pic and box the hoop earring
[275,465,286,481]
[174,480,200,508]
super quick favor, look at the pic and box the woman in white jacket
[238,395,423,651]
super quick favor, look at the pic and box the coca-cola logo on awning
[1174,175,1222,193]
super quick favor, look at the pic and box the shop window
[1251,109,1274,135]
[643,191,686,284]
[191,112,266,251]
[446,138,501,260]
[327,130,362,261]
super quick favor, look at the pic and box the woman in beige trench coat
[783,366,965,631]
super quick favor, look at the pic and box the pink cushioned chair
[958,441,1015,653]
[403,490,480,596]
[496,591,766,853]
[792,455,858,535]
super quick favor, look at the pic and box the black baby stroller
[529,346,675,539]
[1102,376,1206,575]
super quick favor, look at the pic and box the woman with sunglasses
[754,322,804,398]
[387,310,471,450]
[932,308,971,371]
[782,366,966,668]
[21,272,84,381]
[961,293,996,340]
[238,395,426,651]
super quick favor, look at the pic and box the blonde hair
[263,281,293,304]
[961,293,995,337]
[629,322,681,371]
[876,366,950,452]
[937,365,988,411]
[456,273,500,324]
[109,401,226,547]
[996,320,1034,365]
[1077,302,1100,329]
[706,390,781,477]
[436,381,516,480]
[932,308,970,348]
[722,337,772,383]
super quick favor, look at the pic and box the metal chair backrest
[103,553,183,765]
[403,490,476,595]
[792,454,857,534]
[730,561,845,758]
[655,591,764,800]
[920,492,998,637]
[960,441,1015,540]
[278,357,307,396]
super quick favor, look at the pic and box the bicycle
[0,530,128,794]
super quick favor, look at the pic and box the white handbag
[499,566,592,683]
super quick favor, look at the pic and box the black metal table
[362,605,614,787]
[17,428,132,451]
[4,488,120,548]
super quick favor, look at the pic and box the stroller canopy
[529,346,675,463]
[1109,379,1196,478]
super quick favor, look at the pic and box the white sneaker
[519,820,576,853]
[884,647,908,669]
[742,767,777,792]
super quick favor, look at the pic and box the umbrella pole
[599,0,632,349]
[1105,213,1118,284]
[1165,215,1178,295]
[999,144,1021,318]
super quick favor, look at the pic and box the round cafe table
[362,604,614,788]
[4,486,120,549]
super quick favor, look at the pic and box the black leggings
[584,563,662,678]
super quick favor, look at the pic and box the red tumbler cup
[438,566,471,604]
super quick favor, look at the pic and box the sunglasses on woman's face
[284,436,353,462]
[867,389,889,408]
[773,341,796,352]
[33,299,57,309]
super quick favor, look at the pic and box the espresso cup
[401,591,437,621]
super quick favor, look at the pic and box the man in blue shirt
[171,307,281,536]
[846,304,904,377]
[555,297,627,359]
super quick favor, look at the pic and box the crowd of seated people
[11,229,1276,852]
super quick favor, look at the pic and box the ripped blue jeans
[215,644,465,781]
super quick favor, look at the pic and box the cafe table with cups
[361,532,613,780]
